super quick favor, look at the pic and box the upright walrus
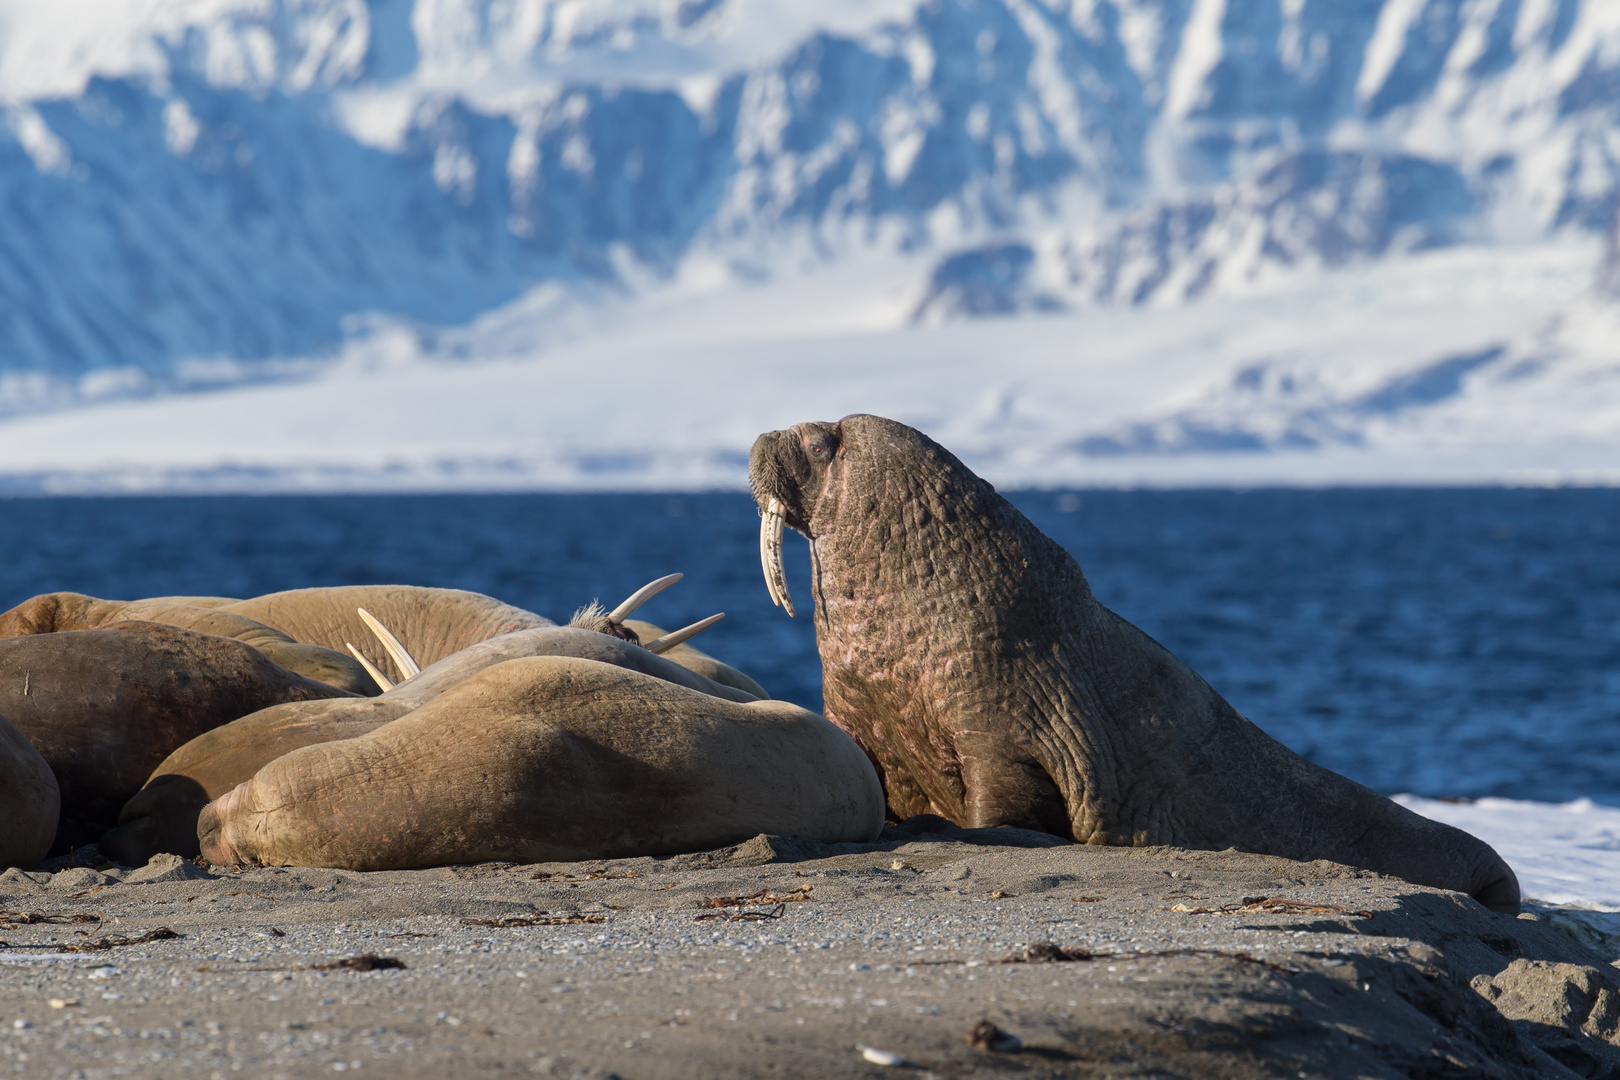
[748,414,1520,912]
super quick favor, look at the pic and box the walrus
[221,585,551,683]
[748,414,1521,913]
[0,622,353,852]
[619,620,768,700]
[102,626,762,863]
[198,656,884,870]
[0,712,58,869]
[0,592,378,695]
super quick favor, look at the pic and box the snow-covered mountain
[0,0,1616,488]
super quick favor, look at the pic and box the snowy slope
[0,0,1617,486]
[0,239,1612,492]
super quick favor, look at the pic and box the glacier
[0,0,1616,488]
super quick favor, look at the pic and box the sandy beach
[0,819,1615,1079]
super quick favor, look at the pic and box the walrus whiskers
[345,643,394,692]
[357,608,421,680]
[641,613,724,654]
[759,498,795,617]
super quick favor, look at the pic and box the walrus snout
[747,429,806,524]
[748,421,842,529]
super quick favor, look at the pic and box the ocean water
[1,488,1616,808]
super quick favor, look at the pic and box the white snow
[0,239,1610,493]
[1162,0,1224,120]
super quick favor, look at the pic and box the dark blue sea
[2,489,1616,805]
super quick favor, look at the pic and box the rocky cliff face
[0,0,1615,411]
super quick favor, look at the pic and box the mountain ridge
[0,0,1615,485]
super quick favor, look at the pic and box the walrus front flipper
[955,731,1073,838]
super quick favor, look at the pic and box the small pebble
[966,1020,1023,1052]
[48,998,80,1009]
[859,1046,906,1066]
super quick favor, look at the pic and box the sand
[2,819,1617,1079]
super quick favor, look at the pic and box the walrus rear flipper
[1474,864,1522,915]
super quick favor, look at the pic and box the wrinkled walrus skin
[103,627,761,863]
[0,712,58,869]
[198,656,885,871]
[749,414,1521,913]
[0,592,377,695]
[0,622,353,853]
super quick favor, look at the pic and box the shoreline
[3,822,1619,1078]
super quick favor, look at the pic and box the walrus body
[621,619,769,699]
[103,627,760,863]
[0,592,377,695]
[749,415,1521,913]
[224,586,550,684]
[0,712,58,868]
[0,622,352,852]
[199,656,885,870]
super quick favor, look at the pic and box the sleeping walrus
[0,585,553,690]
[0,712,58,869]
[103,626,762,864]
[0,622,353,852]
[198,656,884,870]
[748,414,1520,912]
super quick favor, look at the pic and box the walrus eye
[806,432,838,459]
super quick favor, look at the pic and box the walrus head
[748,414,1045,623]
[747,414,1523,913]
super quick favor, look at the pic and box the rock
[0,866,48,894]
[47,866,115,891]
[125,853,216,884]
[1474,959,1620,1077]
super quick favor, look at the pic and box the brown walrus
[223,585,551,683]
[0,712,58,869]
[0,593,378,695]
[0,622,353,852]
[198,656,884,870]
[102,626,762,864]
[748,414,1521,913]
[620,619,769,700]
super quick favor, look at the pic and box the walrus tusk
[641,613,725,654]
[345,643,394,692]
[608,574,683,624]
[356,608,421,679]
[760,498,795,617]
